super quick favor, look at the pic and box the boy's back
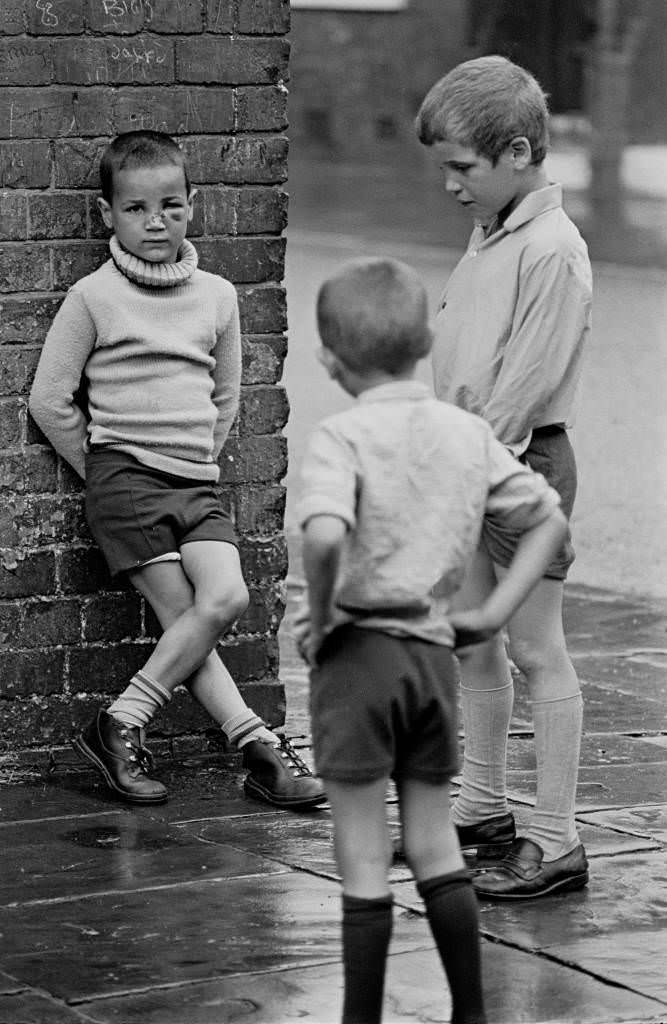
[299,379,559,645]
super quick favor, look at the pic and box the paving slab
[0,812,288,908]
[71,940,667,1024]
[504,760,667,810]
[0,871,427,1002]
[577,803,667,844]
[506,732,667,771]
[0,992,101,1023]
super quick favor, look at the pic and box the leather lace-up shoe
[472,838,589,900]
[242,735,326,810]
[72,708,168,804]
[393,811,515,864]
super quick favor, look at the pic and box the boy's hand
[449,609,499,650]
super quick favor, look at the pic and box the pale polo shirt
[297,381,561,646]
[432,184,592,455]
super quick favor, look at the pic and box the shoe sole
[71,736,168,805]
[243,777,327,810]
[474,869,589,901]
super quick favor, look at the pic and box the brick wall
[0,0,291,765]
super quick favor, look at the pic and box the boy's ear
[318,346,343,381]
[508,136,532,170]
[97,197,114,229]
[187,188,197,222]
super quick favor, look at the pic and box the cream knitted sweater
[29,237,241,482]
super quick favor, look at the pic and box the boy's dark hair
[317,258,432,375]
[415,55,549,165]
[99,130,191,202]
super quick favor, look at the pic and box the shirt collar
[358,380,431,404]
[502,183,563,232]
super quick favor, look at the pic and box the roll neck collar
[109,235,198,287]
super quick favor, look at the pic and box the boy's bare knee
[196,581,249,632]
[510,635,561,677]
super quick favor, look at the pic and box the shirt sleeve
[211,282,242,459]
[296,422,357,530]
[484,430,561,531]
[28,288,96,479]
[482,250,591,446]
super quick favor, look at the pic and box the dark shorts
[310,624,460,785]
[483,426,577,581]
[84,449,238,577]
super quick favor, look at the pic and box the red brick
[217,636,278,681]
[54,138,107,189]
[0,191,27,240]
[82,593,142,642]
[150,0,204,33]
[236,85,288,131]
[0,549,56,599]
[238,537,288,582]
[0,294,62,345]
[20,598,81,648]
[68,641,151,693]
[57,546,122,595]
[27,191,87,240]
[113,87,234,136]
[0,346,40,396]
[234,584,284,635]
[0,446,57,492]
[0,140,52,188]
[237,284,287,332]
[197,236,285,284]
[0,244,50,292]
[27,0,84,33]
[239,383,289,434]
[0,494,88,547]
[0,398,21,448]
[219,435,287,484]
[183,136,287,184]
[232,484,286,536]
[236,678,285,727]
[0,0,25,35]
[241,335,286,385]
[0,88,115,140]
[0,649,66,697]
[0,601,21,643]
[85,0,150,35]
[0,39,52,86]
[177,36,288,85]
[236,0,289,35]
[52,241,109,289]
[203,187,236,234]
[207,0,233,33]
[53,35,174,86]
[236,188,288,234]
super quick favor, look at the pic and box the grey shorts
[483,426,576,581]
[85,449,237,577]
[310,624,460,785]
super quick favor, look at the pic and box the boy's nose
[146,212,166,228]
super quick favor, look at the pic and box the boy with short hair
[29,130,324,811]
[415,56,592,898]
[297,256,568,1024]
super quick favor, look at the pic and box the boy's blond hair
[317,258,432,374]
[415,55,549,165]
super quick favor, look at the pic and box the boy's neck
[348,365,418,398]
[496,164,550,228]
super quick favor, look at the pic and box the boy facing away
[296,257,568,1024]
[29,130,324,811]
[414,56,592,900]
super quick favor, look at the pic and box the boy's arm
[482,251,591,447]
[300,514,347,665]
[211,286,242,458]
[28,290,96,480]
[449,506,567,648]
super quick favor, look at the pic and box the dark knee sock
[341,892,393,1024]
[417,871,487,1024]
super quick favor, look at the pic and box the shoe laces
[276,735,313,778]
[117,724,155,776]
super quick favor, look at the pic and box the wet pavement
[1,581,666,1024]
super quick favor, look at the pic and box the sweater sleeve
[28,288,96,480]
[211,283,242,459]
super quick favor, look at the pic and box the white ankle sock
[452,681,514,826]
[526,692,583,860]
[222,709,277,749]
[107,670,171,729]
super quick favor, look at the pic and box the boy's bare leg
[501,571,583,860]
[399,779,487,1024]
[326,778,393,1024]
[450,545,514,829]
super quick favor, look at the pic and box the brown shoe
[72,709,168,804]
[393,811,515,864]
[242,735,326,810]
[472,838,589,900]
